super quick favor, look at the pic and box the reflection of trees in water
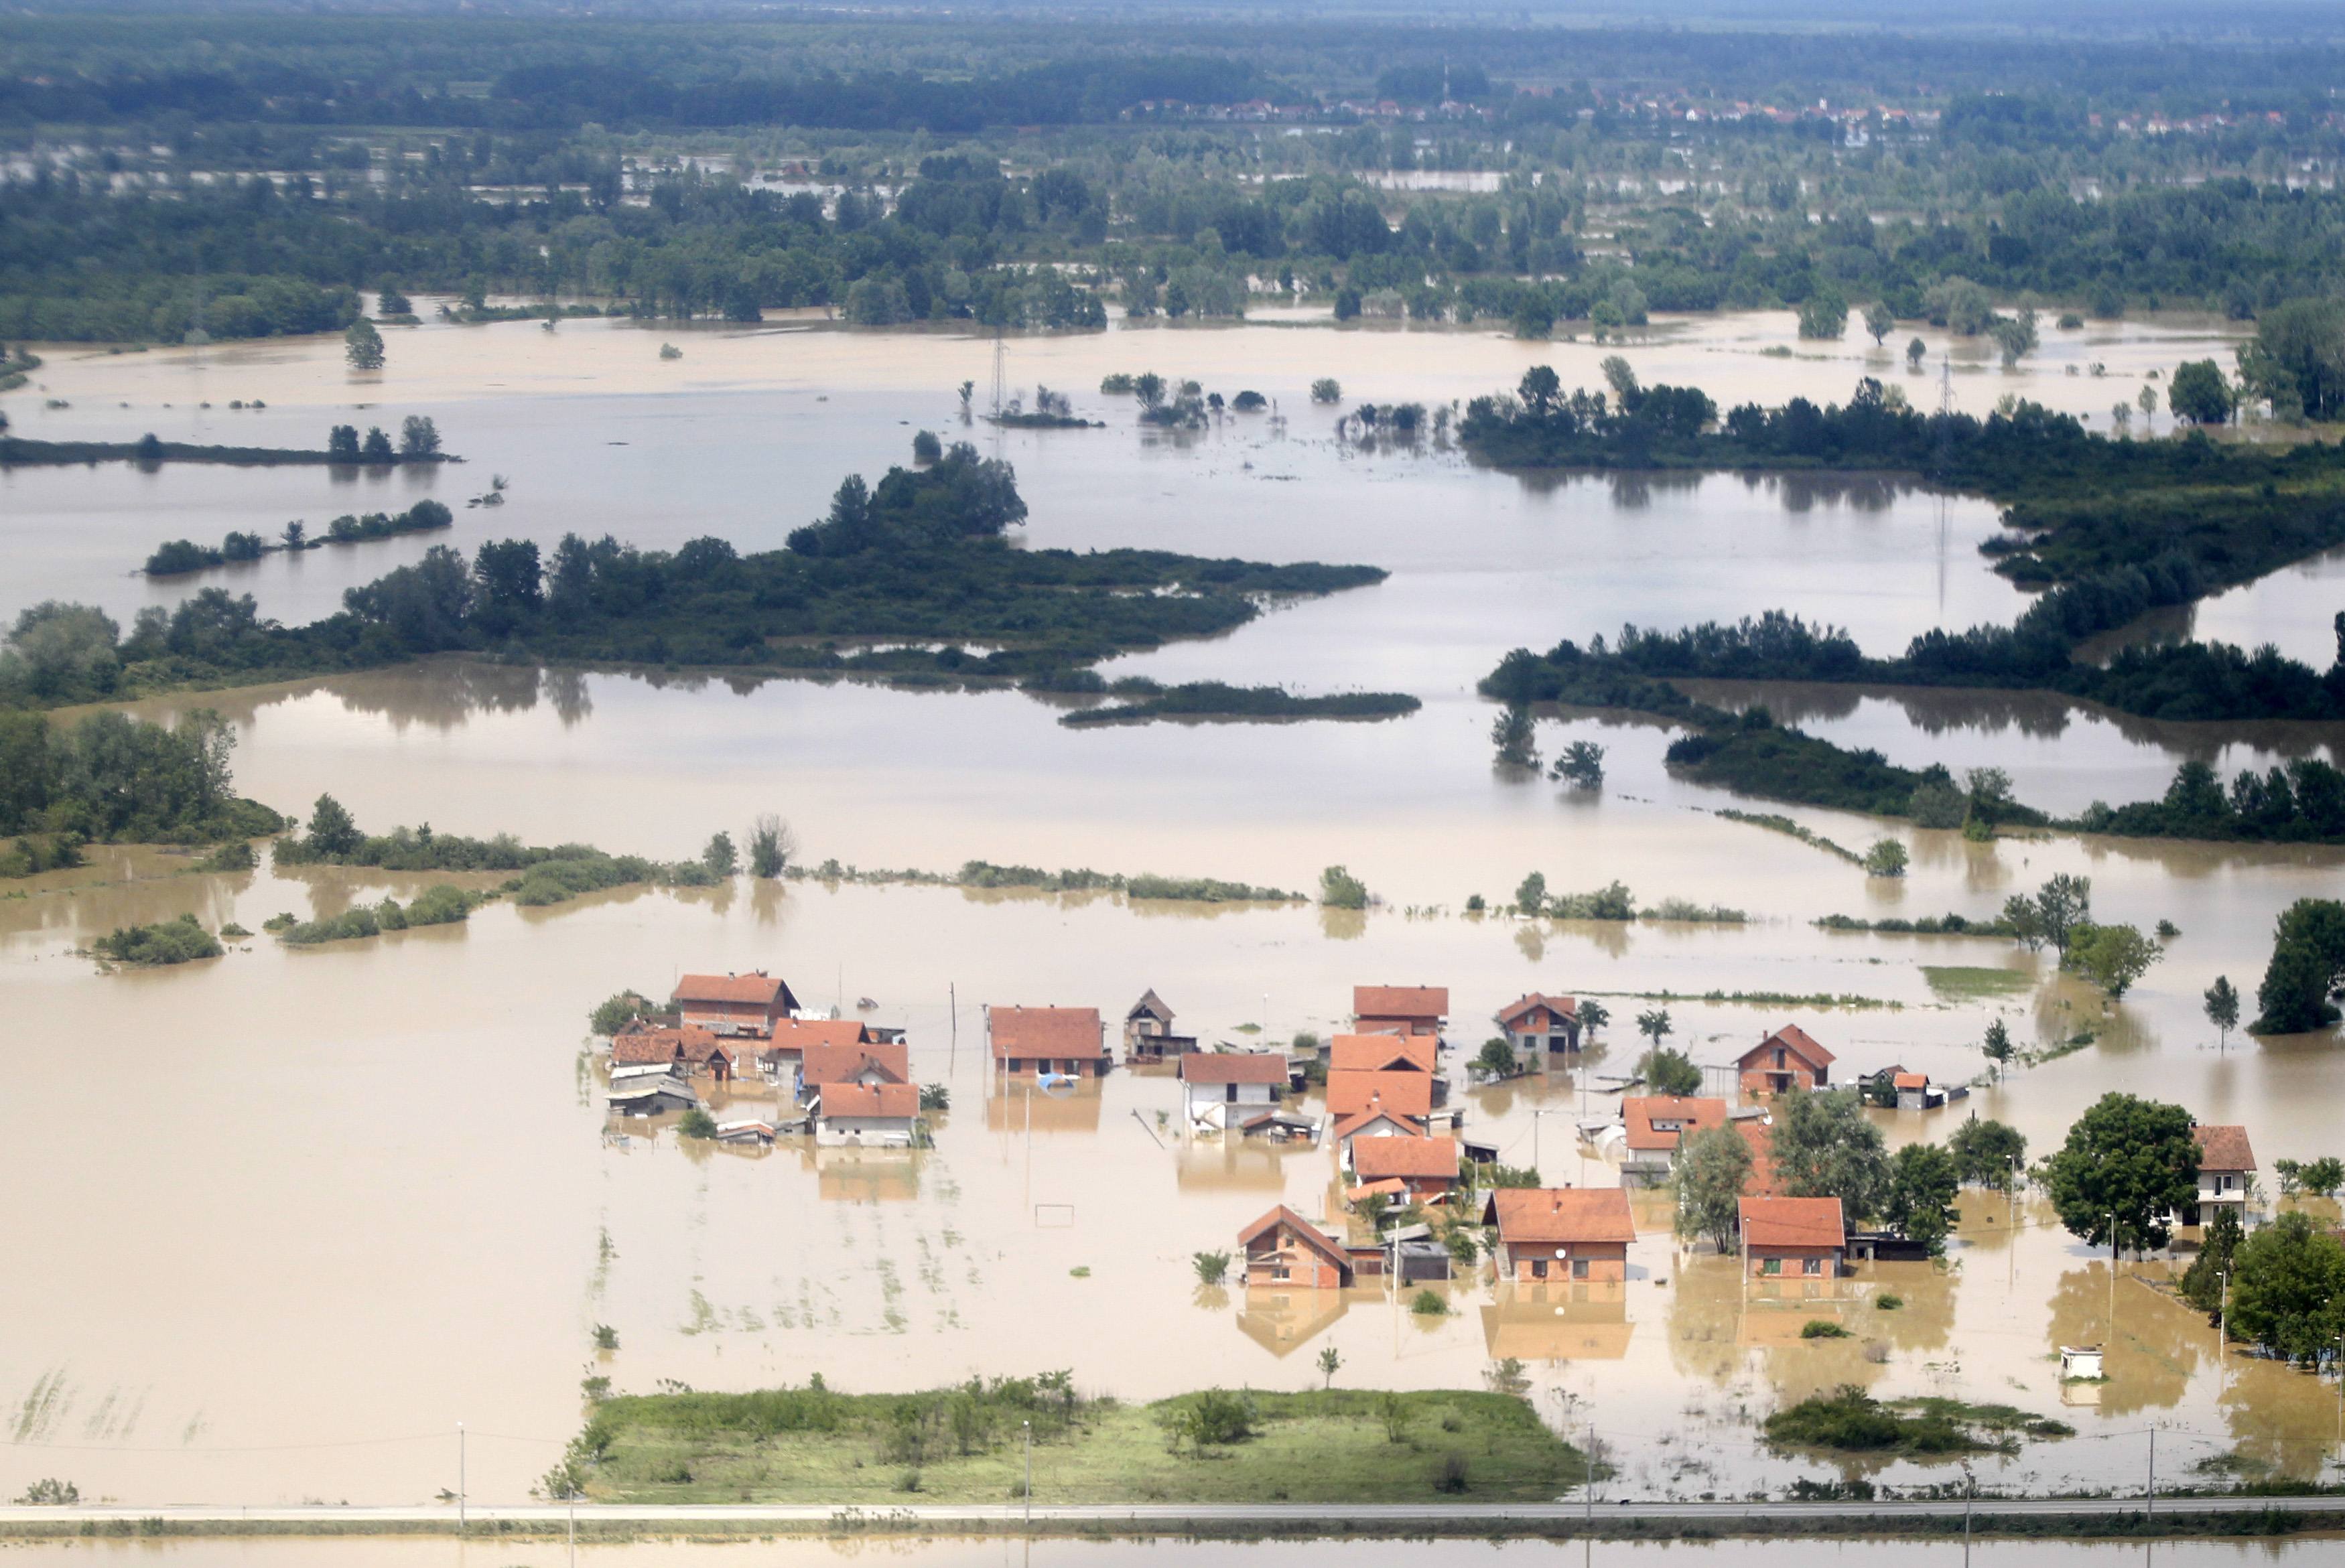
[1318,906,1367,942]
[2216,1353,2344,1481]
[332,662,596,731]
[2046,1262,2199,1416]
[1664,1252,1746,1384]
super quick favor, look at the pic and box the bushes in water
[280,883,483,944]
[94,913,222,965]
[0,832,85,877]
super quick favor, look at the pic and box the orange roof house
[1327,1070,1434,1121]
[813,1081,921,1149]
[1483,1188,1636,1283]
[612,1023,736,1082]
[1619,1096,1729,1184]
[820,1082,921,1120]
[1329,1034,1437,1074]
[2190,1124,2257,1220]
[1739,1196,1847,1278]
[988,1006,1109,1076]
[1737,1025,1834,1096]
[1495,993,1582,1054]
[797,1040,911,1104]
[1353,985,1449,1037]
[1349,1134,1461,1200]
[671,971,798,1037]
[1239,1204,1355,1289]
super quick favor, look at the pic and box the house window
[1272,1265,1288,1281]
[1761,1257,1782,1275]
[1571,1259,1591,1281]
[1531,1259,1549,1279]
[1802,1257,1822,1277]
[1227,1084,1239,1103]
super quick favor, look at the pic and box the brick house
[988,1005,1110,1076]
[1353,985,1449,1038]
[754,1017,873,1084]
[1739,1196,1848,1277]
[1619,1095,1729,1186]
[670,971,799,1038]
[1123,989,1197,1065]
[612,1022,736,1083]
[814,1081,921,1148]
[797,1039,912,1105]
[1495,993,1582,1058]
[1349,1134,1461,1202]
[1737,1025,1834,1096]
[2188,1124,2257,1224]
[1483,1188,1635,1283]
[1239,1204,1356,1289]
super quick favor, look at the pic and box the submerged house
[756,1017,875,1085]
[606,1063,701,1117]
[1737,1025,1834,1096]
[612,1022,738,1083]
[1347,1133,1461,1203]
[1739,1196,1848,1278]
[1483,1188,1635,1283]
[1619,1096,1729,1186]
[814,1082,921,1148]
[2189,1124,2257,1224]
[1495,993,1582,1060]
[1239,1204,1355,1289]
[1328,1034,1447,1106]
[1124,990,1197,1065]
[1326,1070,1434,1159]
[1179,1052,1287,1123]
[671,971,799,1038]
[1353,985,1449,1038]
[988,1005,1110,1077]
[797,1039,912,1106]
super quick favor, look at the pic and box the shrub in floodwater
[1875,1293,1905,1311]
[1192,1250,1230,1285]
[94,913,222,965]
[592,1324,620,1351]
[1410,1289,1449,1316]
[1319,864,1368,909]
[1800,1320,1851,1339]
[15,1479,78,1505]
[678,1109,720,1139]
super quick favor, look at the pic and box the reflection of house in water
[1175,1138,1292,1192]
[984,1080,1105,1135]
[1234,1287,1350,1357]
[807,1147,921,1204]
[1480,1284,1633,1362]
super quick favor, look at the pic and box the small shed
[2060,1345,2104,1380]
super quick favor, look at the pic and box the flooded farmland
[5,311,2345,1513]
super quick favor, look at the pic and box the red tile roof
[762,1018,872,1053]
[988,1005,1106,1059]
[1486,1188,1636,1246]
[1237,1204,1352,1273]
[801,1040,911,1088]
[1741,1023,1835,1070]
[1353,985,1449,1021]
[821,1082,920,1120]
[1496,993,1577,1027]
[1622,1096,1728,1151]
[1327,1070,1434,1119]
[1352,1135,1460,1181]
[1329,1034,1436,1074]
[673,971,791,1007]
[1180,1052,1288,1086]
[2194,1124,2256,1172]
[1892,1072,1928,1090]
[1332,1109,1426,1141]
[612,1025,734,1067]
[1736,1121,1782,1198]
[1739,1196,1845,1250]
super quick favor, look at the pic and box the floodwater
[8,311,2345,1512]
[3,1540,2342,1568]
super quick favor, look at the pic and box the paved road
[4,1493,2343,1529]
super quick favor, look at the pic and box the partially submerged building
[1179,1052,1287,1123]
[1239,1204,1356,1289]
[813,1082,921,1148]
[1495,993,1582,1060]
[1619,1095,1729,1186]
[1123,989,1197,1066]
[988,1005,1110,1077]
[671,971,799,1038]
[1739,1196,1849,1279]
[1353,985,1449,1038]
[1737,1024,1834,1096]
[1347,1133,1461,1204]
[2190,1124,2257,1224]
[1483,1188,1635,1283]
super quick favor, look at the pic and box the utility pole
[1585,1421,1597,1525]
[567,1484,577,1568]
[457,1421,466,1535]
[1022,1419,1032,1529]
[991,332,1007,419]
[2146,1423,2157,1516]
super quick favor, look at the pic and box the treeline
[1466,372,2345,727]
[0,457,1388,709]
[146,499,454,577]
[0,700,282,842]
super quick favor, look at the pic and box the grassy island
[552,1381,1593,1506]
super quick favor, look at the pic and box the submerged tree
[344,317,385,371]
[1948,1115,2027,1190]
[1637,1045,1701,1098]
[1883,1141,1961,1255]
[1319,864,1368,910]
[2041,1092,2200,1256]
[748,814,795,878]
[2204,975,2240,1052]
[1674,1125,1753,1251]
[1550,740,1605,790]
[1491,702,1538,768]
[1771,1089,1891,1222]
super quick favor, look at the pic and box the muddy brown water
[7,314,2345,1510]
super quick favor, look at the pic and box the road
[4,1492,2344,1530]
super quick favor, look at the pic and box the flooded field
[5,311,2345,1515]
